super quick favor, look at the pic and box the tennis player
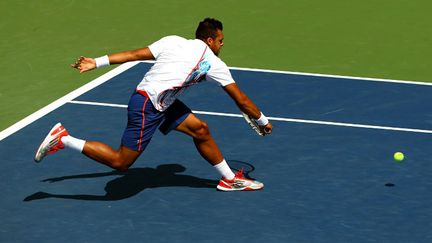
[35,18,273,191]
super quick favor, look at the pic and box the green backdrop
[1,0,431,131]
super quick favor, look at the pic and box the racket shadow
[227,160,256,180]
[23,164,218,202]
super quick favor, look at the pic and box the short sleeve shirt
[136,35,235,111]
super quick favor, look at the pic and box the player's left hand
[71,56,96,73]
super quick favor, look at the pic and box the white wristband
[95,55,110,68]
[255,112,269,126]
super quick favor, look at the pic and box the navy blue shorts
[121,91,191,151]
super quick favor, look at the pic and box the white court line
[1,61,431,142]
[68,100,432,134]
[0,61,140,141]
[230,66,432,86]
[140,60,432,86]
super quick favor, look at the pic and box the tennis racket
[242,112,264,136]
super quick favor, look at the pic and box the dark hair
[195,18,223,40]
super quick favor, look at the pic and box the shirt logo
[157,51,212,110]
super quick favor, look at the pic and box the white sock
[61,135,86,153]
[213,159,235,180]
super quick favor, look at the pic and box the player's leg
[81,91,163,170]
[174,112,263,191]
[161,100,264,191]
[81,143,140,171]
[34,91,163,171]
[172,113,235,181]
[159,100,224,166]
[34,123,141,171]
[174,113,223,165]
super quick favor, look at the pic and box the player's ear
[205,37,214,46]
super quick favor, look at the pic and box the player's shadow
[23,164,218,202]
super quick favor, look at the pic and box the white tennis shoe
[217,169,264,191]
[34,123,69,162]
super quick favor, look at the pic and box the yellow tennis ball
[394,152,404,162]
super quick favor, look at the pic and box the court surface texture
[1,62,431,242]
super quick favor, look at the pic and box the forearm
[106,49,144,64]
[107,52,135,65]
[223,84,261,119]
[73,47,155,73]
[107,47,154,65]
[235,94,261,119]
[223,83,270,126]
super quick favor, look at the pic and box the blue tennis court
[1,62,431,242]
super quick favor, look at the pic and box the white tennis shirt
[136,35,235,111]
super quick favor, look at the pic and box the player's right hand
[71,56,96,73]
[259,122,273,136]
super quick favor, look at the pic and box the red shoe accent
[234,169,245,179]
[48,125,69,153]
[57,127,69,149]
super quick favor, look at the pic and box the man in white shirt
[35,18,273,191]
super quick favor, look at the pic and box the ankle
[214,159,235,180]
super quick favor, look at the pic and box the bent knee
[110,157,134,172]
[193,121,211,140]
[111,161,129,172]
[110,146,141,171]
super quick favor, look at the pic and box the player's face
[207,29,224,56]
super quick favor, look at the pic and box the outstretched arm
[223,83,273,135]
[71,47,154,73]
